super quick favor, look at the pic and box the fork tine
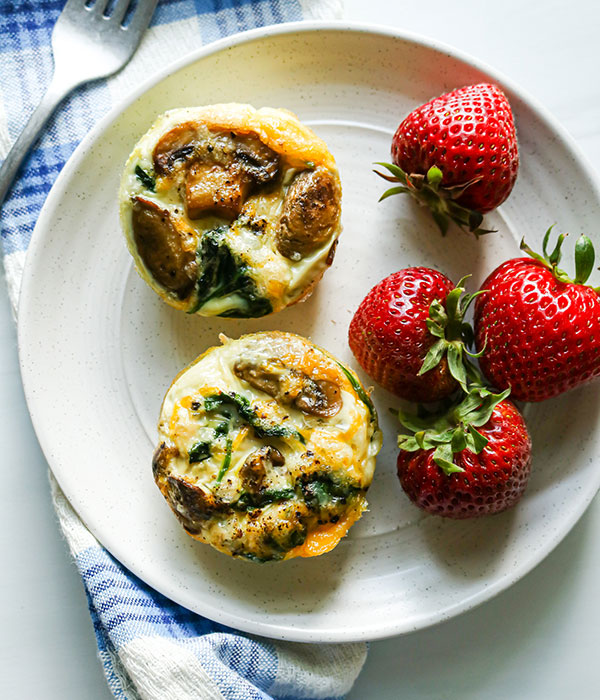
[126,0,159,35]
[109,0,133,25]
[62,0,89,13]
[90,0,111,15]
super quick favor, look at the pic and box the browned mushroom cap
[153,122,199,175]
[232,134,280,184]
[233,358,342,418]
[186,162,251,220]
[152,443,222,533]
[294,379,341,418]
[131,196,197,299]
[232,358,283,398]
[276,166,341,259]
[152,125,281,221]
[152,442,179,480]
[239,446,285,494]
[162,475,224,534]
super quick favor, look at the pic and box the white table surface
[2,1,600,698]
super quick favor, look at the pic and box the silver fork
[0,0,158,207]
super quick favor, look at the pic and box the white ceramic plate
[18,23,600,642]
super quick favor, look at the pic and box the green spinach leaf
[205,392,305,443]
[135,165,156,191]
[188,441,211,464]
[215,437,233,485]
[213,421,230,438]
[235,488,297,512]
[337,362,376,420]
[300,473,361,512]
[189,227,272,318]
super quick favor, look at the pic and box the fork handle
[0,75,73,208]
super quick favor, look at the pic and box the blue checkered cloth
[0,2,368,698]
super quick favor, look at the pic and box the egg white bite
[119,104,342,318]
[153,332,382,562]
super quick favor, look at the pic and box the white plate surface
[18,23,600,642]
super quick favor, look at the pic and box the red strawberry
[474,230,600,401]
[348,267,477,402]
[376,83,519,235]
[396,388,531,518]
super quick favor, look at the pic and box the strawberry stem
[395,386,511,476]
[574,235,595,284]
[374,162,496,237]
[418,278,483,393]
[522,228,598,287]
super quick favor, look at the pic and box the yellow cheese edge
[285,505,365,559]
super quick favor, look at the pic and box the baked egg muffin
[153,332,381,562]
[119,104,342,317]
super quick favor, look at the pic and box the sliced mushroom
[233,358,342,418]
[239,446,285,494]
[186,162,250,220]
[152,124,280,220]
[152,442,179,480]
[276,166,340,259]
[163,475,223,533]
[294,379,341,418]
[232,134,280,184]
[152,444,220,533]
[233,358,285,398]
[153,122,199,175]
[131,196,197,299]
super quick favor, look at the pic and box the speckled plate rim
[18,21,600,642]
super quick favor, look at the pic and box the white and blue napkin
[0,1,368,698]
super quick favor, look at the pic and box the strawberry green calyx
[419,276,485,393]
[395,387,511,475]
[521,227,599,289]
[374,162,496,237]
